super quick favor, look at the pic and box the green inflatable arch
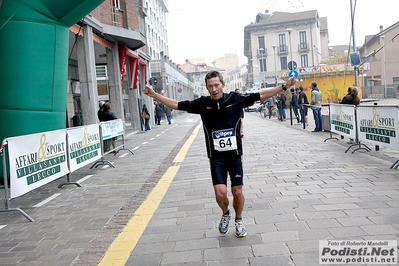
[0,0,104,182]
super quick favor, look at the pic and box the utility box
[322,115,331,132]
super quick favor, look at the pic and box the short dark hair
[103,102,111,110]
[311,82,317,88]
[205,71,224,85]
[299,86,304,91]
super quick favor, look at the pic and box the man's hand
[286,77,296,89]
[144,84,156,98]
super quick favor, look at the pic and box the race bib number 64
[212,128,237,152]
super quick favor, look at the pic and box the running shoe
[218,213,230,235]
[235,220,247,238]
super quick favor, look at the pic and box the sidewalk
[125,106,399,265]
[1,102,399,266]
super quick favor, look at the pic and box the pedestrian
[310,82,323,132]
[144,71,296,238]
[97,101,105,122]
[102,102,118,152]
[278,91,287,121]
[235,89,245,137]
[290,88,300,124]
[298,86,309,126]
[142,103,151,131]
[165,106,172,124]
[350,86,360,106]
[72,110,82,127]
[341,86,360,144]
[340,87,353,104]
[154,101,163,125]
[265,96,275,119]
[97,101,108,150]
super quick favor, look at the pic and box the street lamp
[350,0,359,88]
[286,28,294,125]
[381,35,387,98]
[272,44,277,86]
[287,28,293,71]
[259,48,265,88]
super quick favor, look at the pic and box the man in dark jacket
[154,101,163,125]
[298,86,309,126]
[144,71,296,238]
[290,88,300,124]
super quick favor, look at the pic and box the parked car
[244,89,262,112]
[245,100,262,112]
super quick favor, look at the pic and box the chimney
[380,25,383,32]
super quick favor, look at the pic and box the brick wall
[90,0,140,31]
[91,1,113,26]
[125,0,139,30]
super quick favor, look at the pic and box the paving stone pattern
[1,99,399,266]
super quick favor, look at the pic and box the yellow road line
[97,123,201,266]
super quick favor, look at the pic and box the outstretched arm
[144,85,179,110]
[259,77,296,101]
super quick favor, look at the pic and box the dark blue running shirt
[178,92,260,158]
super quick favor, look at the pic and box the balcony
[278,45,288,55]
[111,6,121,27]
[257,48,267,57]
[298,43,309,53]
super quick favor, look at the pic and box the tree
[321,52,349,65]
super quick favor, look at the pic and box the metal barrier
[356,104,399,168]
[325,103,399,167]
[90,119,134,169]
[0,141,34,222]
[0,121,131,221]
[323,104,339,142]
[328,103,371,153]
[58,124,103,188]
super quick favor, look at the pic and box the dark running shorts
[301,105,308,116]
[209,156,243,187]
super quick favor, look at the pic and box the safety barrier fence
[325,103,399,168]
[0,119,133,221]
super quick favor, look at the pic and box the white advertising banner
[357,105,399,150]
[7,130,69,199]
[67,124,102,172]
[100,119,124,140]
[329,104,356,139]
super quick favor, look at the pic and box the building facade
[358,23,399,98]
[243,10,329,89]
[67,0,149,130]
[178,60,224,97]
[144,0,169,60]
[226,64,248,92]
[66,0,194,131]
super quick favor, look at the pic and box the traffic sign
[288,70,299,79]
[350,52,361,66]
[149,77,157,86]
[288,61,297,70]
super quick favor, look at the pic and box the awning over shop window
[119,46,147,89]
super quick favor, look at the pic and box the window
[374,75,382,86]
[112,0,121,9]
[278,34,287,53]
[260,58,267,72]
[111,0,121,26]
[300,55,308,67]
[364,76,372,87]
[258,36,266,54]
[299,31,307,50]
[280,57,287,70]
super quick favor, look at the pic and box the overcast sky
[166,0,398,65]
